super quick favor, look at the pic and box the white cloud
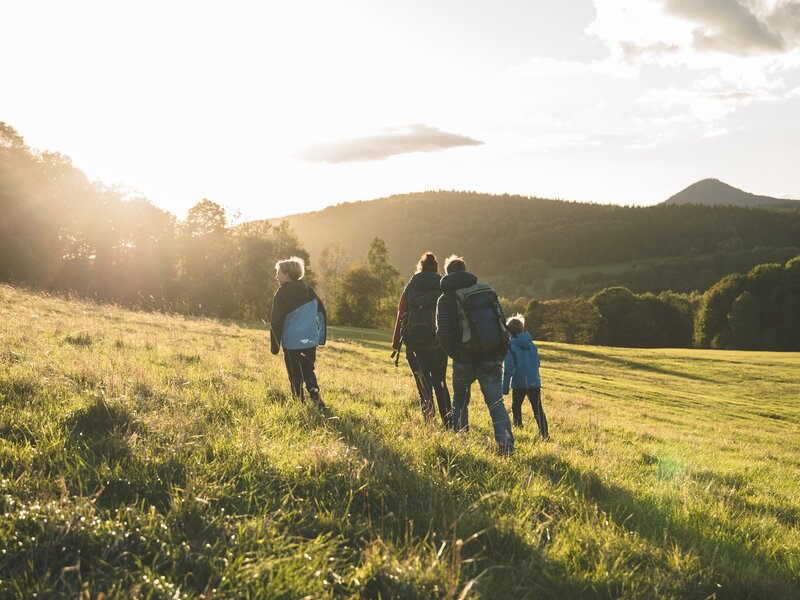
[300,124,483,163]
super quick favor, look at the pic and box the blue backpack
[281,299,325,350]
[454,283,509,358]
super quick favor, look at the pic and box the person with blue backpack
[391,252,452,428]
[435,255,514,454]
[270,256,327,409]
[502,314,549,439]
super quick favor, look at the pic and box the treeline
[0,123,308,319]
[274,190,800,298]
[503,256,800,351]
[549,246,800,298]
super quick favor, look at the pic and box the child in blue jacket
[502,315,549,439]
[270,256,327,409]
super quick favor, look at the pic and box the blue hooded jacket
[502,332,541,394]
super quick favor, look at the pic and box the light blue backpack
[281,299,325,350]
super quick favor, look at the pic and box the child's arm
[502,350,515,395]
[269,289,287,355]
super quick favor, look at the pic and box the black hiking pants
[406,346,452,428]
[283,347,318,401]
[511,387,549,438]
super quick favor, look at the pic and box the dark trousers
[512,387,548,438]
[283,348,318,401]
[406,347,452,428]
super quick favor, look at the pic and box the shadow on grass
[63,394,186,512]
[317,409,589,599]
[329,337,392,352]
[0,377,40,408]
[550,346,717,383]
[527,451,799,599]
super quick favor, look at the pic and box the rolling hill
[263,189,800,298]
[663,178,800,208]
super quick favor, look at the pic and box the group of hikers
[270,252,548,455]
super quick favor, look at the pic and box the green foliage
[550,246,800,298]
[525,298,603,345]
[334,237,401,328]
[0,123,311,321]
[2,286,800,598]
[499,296,530,320]
[333,266,385,328]
[585,287,697,348]
[317,242,348,317]
[183,198,227,237]
[518,289,698,348]
[695,256,800,350]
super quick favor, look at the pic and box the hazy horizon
[3,0,799,221]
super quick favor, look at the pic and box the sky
[2,0,799,221]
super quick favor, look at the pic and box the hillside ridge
[663,178,799,207]
[254,189,800,298]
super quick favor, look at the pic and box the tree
[318,242,348,319]
[721,291,763,349]
[500,296,530,320]
[694,274,745,348]
[177,199,233,316]
[365,237,402,327]
[334,266,384,328]
[526,298,602,344]
[590,287,646,347]
[184,198,227,237]
[334,237,401,328]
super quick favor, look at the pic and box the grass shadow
[527,451,799,599]
[62,395,186,511]
[317,409,590,599]
[552,346,717,383]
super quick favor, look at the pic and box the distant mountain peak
[664,179,798,207]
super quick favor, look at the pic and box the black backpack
[454,283,509,358]
[403,284,440,351]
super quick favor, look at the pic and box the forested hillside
[266,191,800,298]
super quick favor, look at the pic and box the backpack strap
[453,290,472,345]
[454,283,494,345]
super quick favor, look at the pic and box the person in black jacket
[391,252,452,428]
[270,256,327,408]
[436,255,514,454]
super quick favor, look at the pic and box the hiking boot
[308,388,326,410]
[497,445,515,457]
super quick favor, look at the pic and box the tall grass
[1,284,798,598]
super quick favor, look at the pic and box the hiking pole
[390,335,403,367]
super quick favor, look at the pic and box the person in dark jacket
[392,252,452,428]
[270,256,327,409]
[502,315,548,438]
[436,255,514,454]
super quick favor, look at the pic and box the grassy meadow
[1,284,799,599]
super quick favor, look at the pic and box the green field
[1,284,799,598]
